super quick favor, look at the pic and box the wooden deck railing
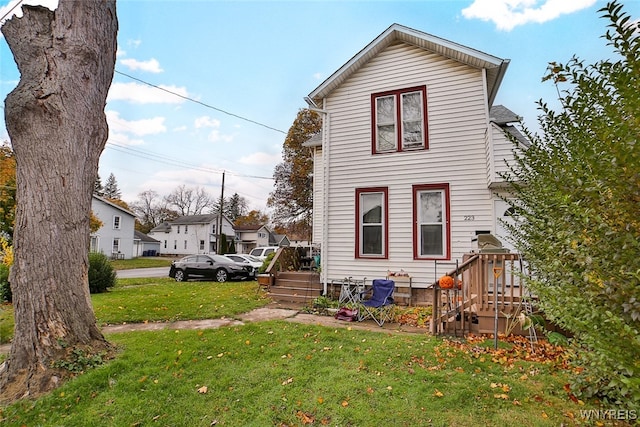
[431,253,529,335]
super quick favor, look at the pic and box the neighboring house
[133,230,161,257]
[234,224,290,254]
[304,24,526,286]
[91,195,136,259]
[148,213,235,256]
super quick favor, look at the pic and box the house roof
[134,230,160,243]
[302,132,322,148]
[171,214,219,225]
[489,105,530,148]
[307,23,510,109]
[490,105,521,125]
[92,195,136,217]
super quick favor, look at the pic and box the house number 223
[463,215,475,221]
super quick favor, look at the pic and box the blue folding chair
[358,279,395,326]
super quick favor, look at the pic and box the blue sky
[1,0,639,212]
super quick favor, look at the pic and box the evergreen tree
[93,174,104,196]
[102,173,121,199]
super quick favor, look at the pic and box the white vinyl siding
[319,42,495,286]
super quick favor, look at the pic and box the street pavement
[116,267,169,279]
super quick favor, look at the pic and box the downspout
[305,97,330,296]
[321,99,330,296]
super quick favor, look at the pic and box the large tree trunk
[0,1,118,402]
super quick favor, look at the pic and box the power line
[105,140,274,181]
[114,70,287,135]
[0,0,24,24]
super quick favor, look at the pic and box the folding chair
[358,279,395,326]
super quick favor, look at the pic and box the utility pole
[217,171,225,254]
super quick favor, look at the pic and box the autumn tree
[0,143,16,236]
[503,2,639,407]
[234,209,270,228]
[268,109,321,235]
[165,184,213,216]
[0,0,118,402]
[102,172,121,199]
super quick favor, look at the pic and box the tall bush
[88,252,116,294]
[503,2,639,406]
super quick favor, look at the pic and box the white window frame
[113,215,121,230]
[355,187,388,259]
[413,184,450,260]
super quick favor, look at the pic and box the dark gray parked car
[169,254,252,282]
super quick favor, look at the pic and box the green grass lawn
[109,257,174,270]
[1,322,581,426]
[0,279,597,426]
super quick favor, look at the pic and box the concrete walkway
[0,304,429,355]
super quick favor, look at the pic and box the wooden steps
[268,271,322,304]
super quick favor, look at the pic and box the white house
[234,224,290,254]
[148,214,235,256]
[304,24,525,287]
[91,195,136,259]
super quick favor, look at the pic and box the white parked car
[224,254,263,278]
[249,246,280,261]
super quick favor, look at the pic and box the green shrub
[88,252,116,293]
[0,264,11,302]
[257,252,275,274]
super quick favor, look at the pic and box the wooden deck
[263,248,538,336]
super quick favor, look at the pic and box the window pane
[376,96,396,152]
[420,192,442,223]
[402,92,421,121]
[421,224,443,255]
[376,96,395,123]
[402,92,423,148]
[377,125,396,151]
[362,225,382,254]
[361,193,382,224]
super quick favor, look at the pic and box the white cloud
[238,152,282,166]
[106,110,166,136]
[462,0,597,31]
[194,116,221,129]
[313,72,323,80]
[193,116,234,142]
[120,58,163,73]
[108,81,188,104]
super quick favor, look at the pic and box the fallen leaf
[197,386,208,394]
[317,397,324,404]
[341,400,349,407]
[296,411,315,425]
[281,377,293,386]
[433,389,444,397]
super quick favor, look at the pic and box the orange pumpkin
[439,275,454,289]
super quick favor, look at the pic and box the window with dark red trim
[371,86,428,154]
[413,184,450,260]
[355,187,388,258]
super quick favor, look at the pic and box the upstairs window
[113,215,121,230]
[371,86,428,154]
[355,187,388,259]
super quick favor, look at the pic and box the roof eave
[307,23,509,106]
